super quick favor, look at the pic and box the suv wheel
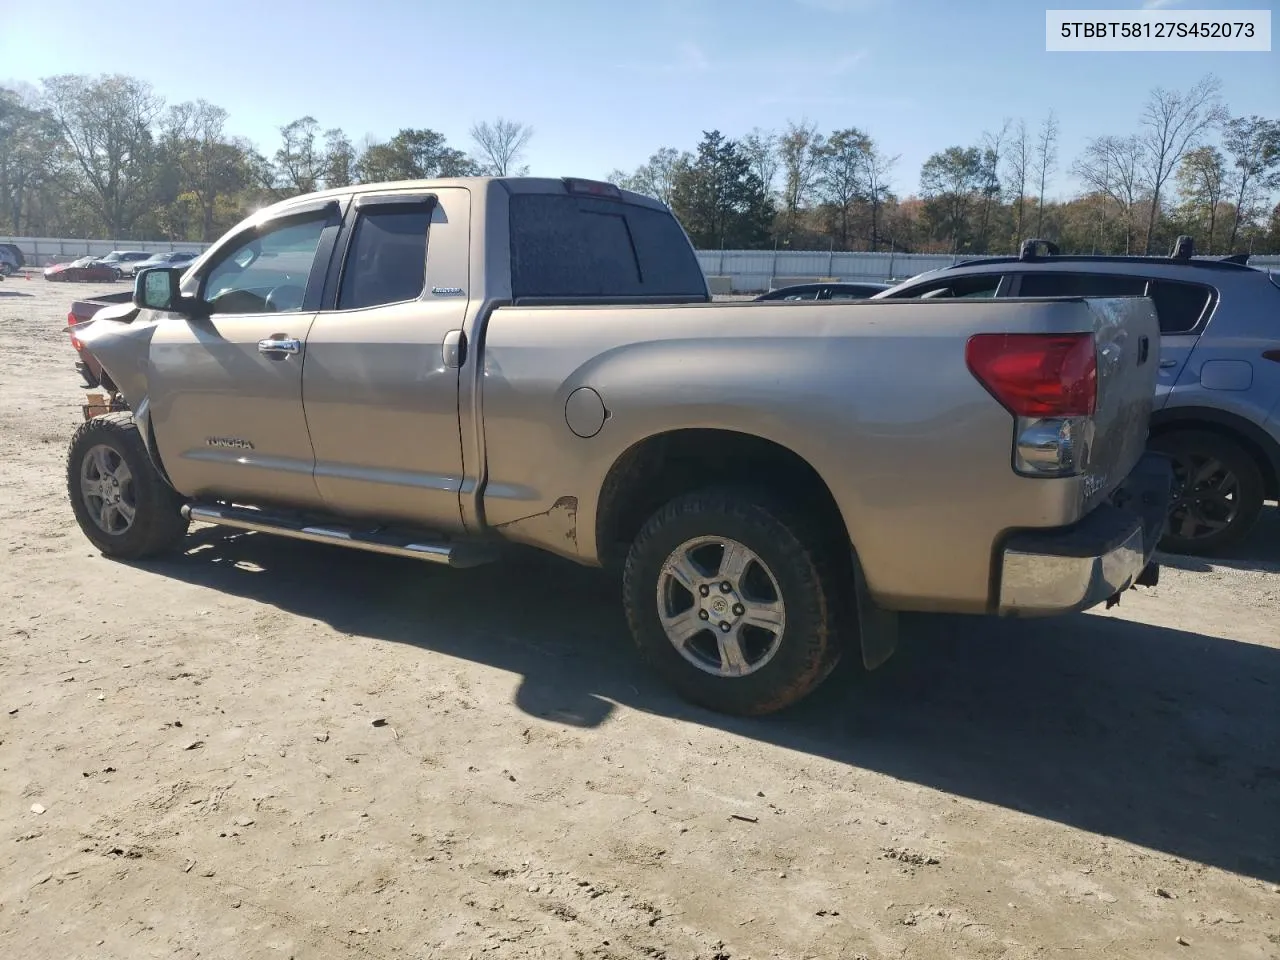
[1149,430,1265,555]
[67,413,190,560]
[621,487,849,716]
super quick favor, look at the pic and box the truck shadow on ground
[143,527,1280,884]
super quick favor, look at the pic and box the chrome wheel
[80,443,136,535]
[656,535,786,678]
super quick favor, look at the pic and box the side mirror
[134,267,183,311]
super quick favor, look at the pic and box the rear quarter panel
[478,297,1154,612]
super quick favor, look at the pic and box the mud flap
[852,551,898,670]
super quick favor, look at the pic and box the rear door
[301,187,471,529]
[1147,279,1217,408]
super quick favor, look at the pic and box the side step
[182,504,498,569]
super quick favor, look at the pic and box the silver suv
[877,238,1280,555]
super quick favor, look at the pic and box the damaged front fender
[69,307,159,413]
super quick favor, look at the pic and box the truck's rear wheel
[1149,429,1264,555]
[622,487,847,716]
[67,413,189,560]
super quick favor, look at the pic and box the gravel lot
[2,278,1279,960]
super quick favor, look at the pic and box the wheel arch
[1149,406,1280,500]
[596,427,900,672]
[593,427,852,568]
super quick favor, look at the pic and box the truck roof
[248,176,668,225]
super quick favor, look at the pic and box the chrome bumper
[997,453,1174,617]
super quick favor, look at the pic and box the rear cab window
[508,192,708,304]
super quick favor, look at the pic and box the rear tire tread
[622,486,851,716]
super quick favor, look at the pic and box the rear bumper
[997,452,1174,617]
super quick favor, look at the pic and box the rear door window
[336,203,433,311]
[1148,279,1215,333]
[1015,272,1213,334]
[1016,272,1147,298]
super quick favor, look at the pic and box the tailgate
[1080,296,1161,511]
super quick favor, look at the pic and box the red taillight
[965,333,1097,418]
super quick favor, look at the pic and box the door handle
[258,337,301,355]
[1159,359,1178,368]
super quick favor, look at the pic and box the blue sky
[1,0,1275,198]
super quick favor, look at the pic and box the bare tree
[977,119,1010,251]
[1136,74,1226,253]
[778,118,827,235]
[1221,114,1280,250]
[1032,111,1058,235]
[1176,146,1227,252]
[608,146,688,207]
[1073,134,1144,253]
[864,144,898,251]
[273,116,328,195]
[469,117,533,176]
[817,127,871,249]
[163,99,253,240]
[323,127,356,188]
[1003,118,1030,244]
[42,73,164,236]
[739,128,780,199]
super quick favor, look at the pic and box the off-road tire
[1149,429,1265,556]
[622,486,850,716]
[67,412,189,560]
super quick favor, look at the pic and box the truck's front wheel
[67,413,189,560]
[622,488,847,716]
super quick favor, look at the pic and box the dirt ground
[2,278,1278,960]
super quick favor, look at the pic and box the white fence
[4,235,1277,289]
[0,236,211,267]
[695,250,1280,293]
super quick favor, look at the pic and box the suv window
[337,205,432,310]
[1149,279,1214,333]
[1015,272,1213,334]
[1016,272,1147,298]
[202,216,328,315]
[509,194,706,301]
[888,273,1003,299]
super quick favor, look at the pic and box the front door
[301,187,471,530]
[146,204,343,507]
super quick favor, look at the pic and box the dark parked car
[755,281,891,301]
[44,257,120,283]
[0,242,24,277]
[129,250,200,273]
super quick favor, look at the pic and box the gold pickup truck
[66,176,1172,716]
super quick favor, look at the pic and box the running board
[182,504,498,568]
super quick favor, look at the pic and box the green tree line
[0,74,532,242]
[2,72,1277,254]
[611,74,1280,255]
